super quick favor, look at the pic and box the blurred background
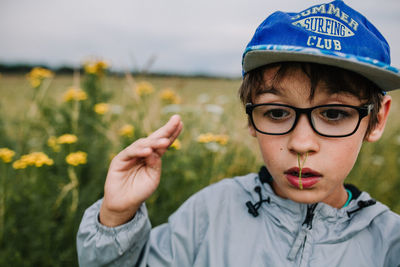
[1,0,400,76]
[0,0,399,266]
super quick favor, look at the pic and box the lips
[284,167,322,189]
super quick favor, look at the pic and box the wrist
[99,202,140,227]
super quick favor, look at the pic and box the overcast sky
[0,0,399,77]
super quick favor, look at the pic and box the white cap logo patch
[289,3,359,51]
[292,16,354,37]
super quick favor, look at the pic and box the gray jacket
[77,173,400,266]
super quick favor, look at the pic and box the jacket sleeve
[76,199,151,267]
[77,189,209,267]
[383,212,400,267]
[144,191,209,266]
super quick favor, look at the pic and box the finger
[150,114,182,140]
[118,138,170,161]
[116,115,183,161]
[108,146,152,172]
[145,151,162,169]
[167,120,183,144]
[153,121,183,157]
[116,146,152,162]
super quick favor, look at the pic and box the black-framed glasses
[246,103,374,138]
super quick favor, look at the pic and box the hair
[238,62,384,137]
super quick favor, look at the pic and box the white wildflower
[205,104,224,115]
[216,95,229,104]
[197,94,210,104]
[162,104,182,114]
[205,142,221,152]
[371,155,384,166]
[111,104,123,115]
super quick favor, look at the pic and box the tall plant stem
[0,164,8,245]
[54,166,79,214]
[71,70,81,134]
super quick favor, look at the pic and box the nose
[287,114,319,155]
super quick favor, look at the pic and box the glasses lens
[311,105,360,136]
[252,104,295,134]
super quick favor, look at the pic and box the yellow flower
[26,67,53,88]
[0,148,15,163]
[12,152,54,169]
[31,79,41,88]
[119,124,135,138]
[94,103,110,115]
[84,60,109,76]
[47,136,61,152]
[63,87,87,102]
[84,64,97,74]
[170,139,181,150]
[12,160,28,169]
[57,134,78,144]
[214,134,229,145]
[66,151,87,166]
[135,81,154,97]
[197,133,215,143]
[160,88,181,104]
[197,133,229,145]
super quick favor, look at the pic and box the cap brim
[243,45,400,92]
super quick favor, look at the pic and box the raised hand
[99,115,183,227]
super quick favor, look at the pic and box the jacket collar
[236,168,389,241]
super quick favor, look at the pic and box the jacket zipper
[287,203,318,262]
[302,203,318,229]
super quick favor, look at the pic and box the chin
[286,189,322,204]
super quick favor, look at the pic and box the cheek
[256,136,285,167]
[327,138,363,175]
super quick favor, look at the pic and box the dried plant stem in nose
[297,152,308,190]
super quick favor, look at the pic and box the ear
[365,95,392,142]
[248,124,257,137]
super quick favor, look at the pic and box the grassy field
[0,67,399,266]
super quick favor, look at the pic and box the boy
[77,0,400,266]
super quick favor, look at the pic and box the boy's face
[248,66,390,208]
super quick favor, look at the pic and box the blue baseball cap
[242,0,400,91]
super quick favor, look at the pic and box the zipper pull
[302,203,317,229]
[287,229,307,261]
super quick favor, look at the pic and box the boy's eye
[265,108,291,120]
[318,108,351,121]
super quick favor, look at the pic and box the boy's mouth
[284,167,322,189]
